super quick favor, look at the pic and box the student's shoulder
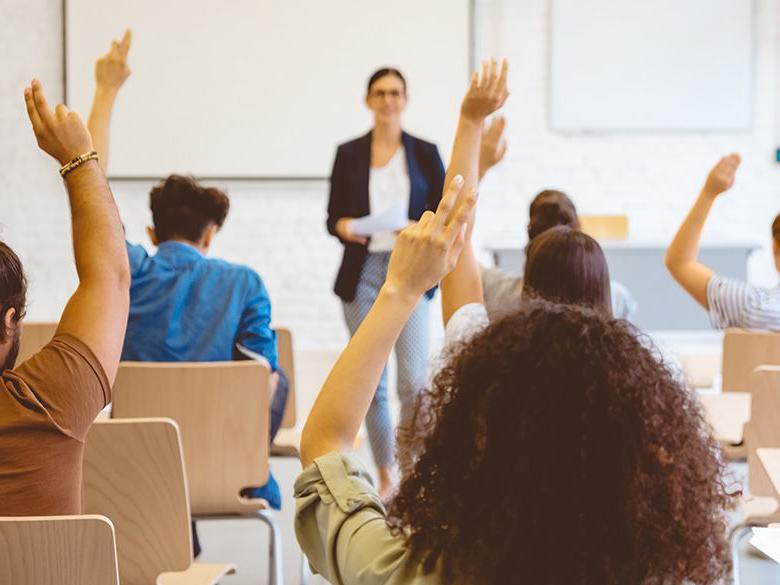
[126,241,151,273]
[205,257,265,288]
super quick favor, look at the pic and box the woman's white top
[368,146,411,253]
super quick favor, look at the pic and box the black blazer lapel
[354,131,372,217]
[402,132,426,219]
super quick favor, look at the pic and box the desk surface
[698,393,751,444]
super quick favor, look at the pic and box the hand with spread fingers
[24,79,94,165]
[461,58,509,122]
[479,115,507,178]
[702,153,741,198]
[385,174,475,299]
[95,29,132,92]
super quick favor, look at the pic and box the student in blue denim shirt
[86,31,285,556]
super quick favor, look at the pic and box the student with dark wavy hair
[479,183,637,320]
[522,224,612,314]
[86,31,286,552]
[294,59,734,585]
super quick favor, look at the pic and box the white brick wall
[1,0,778,349]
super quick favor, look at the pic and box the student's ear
[3,308,17,340]
[201,224,218,251]
[146,226,159,246]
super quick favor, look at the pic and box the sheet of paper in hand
[351,202,408,236]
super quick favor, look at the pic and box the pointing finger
[23,86,43,131]
[480,59,489,88]
[468,71,478,93]
[119,29,132,60]
[446,224,468,269]
[443,189,478,245]
[31,79,56,129]
[496,58,508,92]
[488,57,497,86]
[433,175,464,230]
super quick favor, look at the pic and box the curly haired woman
[294,59,734,585]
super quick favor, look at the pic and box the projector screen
[65,0,472,178]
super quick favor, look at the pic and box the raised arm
[300,177,475,467]
[24,79,130,382]
[87,29,132,173]
[664,154,740,309]
[478,115,507,180]
[440,59,509,325]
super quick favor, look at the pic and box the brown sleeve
[4,333,111,440]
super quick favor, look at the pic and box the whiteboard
[65,0,471,178]
[550,0,754,132]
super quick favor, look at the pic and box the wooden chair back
[83,418,192,585]
[579,214,629,241]
[16,321,58,365]
[722,329,780,392]
[111,361,270,515]
[275,327,297,428]
[746,366,780,498]
[0,515,119,585]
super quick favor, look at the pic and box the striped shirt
[707,275,780,331]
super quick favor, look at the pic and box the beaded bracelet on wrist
[59,151,99,178]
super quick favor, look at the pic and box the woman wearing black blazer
[327,68,445,496]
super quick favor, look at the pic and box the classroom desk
[491,242,758,330]
[697,392,751,445]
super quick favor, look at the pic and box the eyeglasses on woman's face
[369,89,405,100]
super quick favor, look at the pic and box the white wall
[2,0,779,350]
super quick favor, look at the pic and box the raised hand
[24,79,94,165]
[461,58,509,122]
[95,29,132,92]
[702,154,741,198]
[385,175,476,298]
[479,115,507,178]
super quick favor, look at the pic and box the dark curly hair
[0,242,27,371]
[0,242,27,342]
[527,189,580,241]
[150,175,230,243]
[390,301,734,585]
[523,225,612,315]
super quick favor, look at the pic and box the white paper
[350,203,408,236]
[750,527,780,563]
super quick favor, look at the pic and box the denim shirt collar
[155,240,204,266]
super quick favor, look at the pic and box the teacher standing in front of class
[326,67,445,497]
